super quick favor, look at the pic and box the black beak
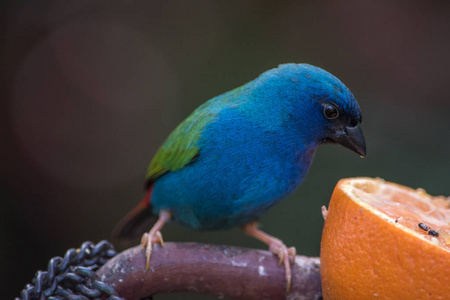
[330,125,366,158]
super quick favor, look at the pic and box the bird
[113,63,366,292]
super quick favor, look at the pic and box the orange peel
[321,177,450,300]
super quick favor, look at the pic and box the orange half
[320,177,450,300]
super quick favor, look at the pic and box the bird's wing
[145,101,218,185]
[145,85,247,186]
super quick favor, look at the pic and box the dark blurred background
[2,1,450,299]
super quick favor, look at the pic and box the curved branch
[97,242,322,300]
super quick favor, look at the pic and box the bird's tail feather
[112,187,157,246]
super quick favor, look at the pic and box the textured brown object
[97,242,321,300]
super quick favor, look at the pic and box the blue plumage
[151,63,362,230]
[113,63,366,291]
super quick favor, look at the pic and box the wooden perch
[97,242,322,300]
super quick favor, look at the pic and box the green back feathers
[145,86,246,184]
[145,106,211,182]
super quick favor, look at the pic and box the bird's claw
[269,240,296,293]
[141,230,164,271]
[156,231,164,247]
[289,246,296,264]
[141,232,148,249]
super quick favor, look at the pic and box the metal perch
[97,242,322,300]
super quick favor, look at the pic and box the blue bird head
[253,63,366,157]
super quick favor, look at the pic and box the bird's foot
[141,230,165,270]
[140,210,171,271]
[268,238,296,293]
[241,222,296,293]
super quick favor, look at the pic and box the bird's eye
[323,104,339,119]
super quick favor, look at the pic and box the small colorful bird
[113,63,366,292]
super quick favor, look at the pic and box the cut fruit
[320,177,450,300]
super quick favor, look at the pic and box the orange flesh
[321,178,450,300]
[352,178,450,250]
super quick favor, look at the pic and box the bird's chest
[196,117,315,222]
[153,112,316,230]
[207,140,308,198]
